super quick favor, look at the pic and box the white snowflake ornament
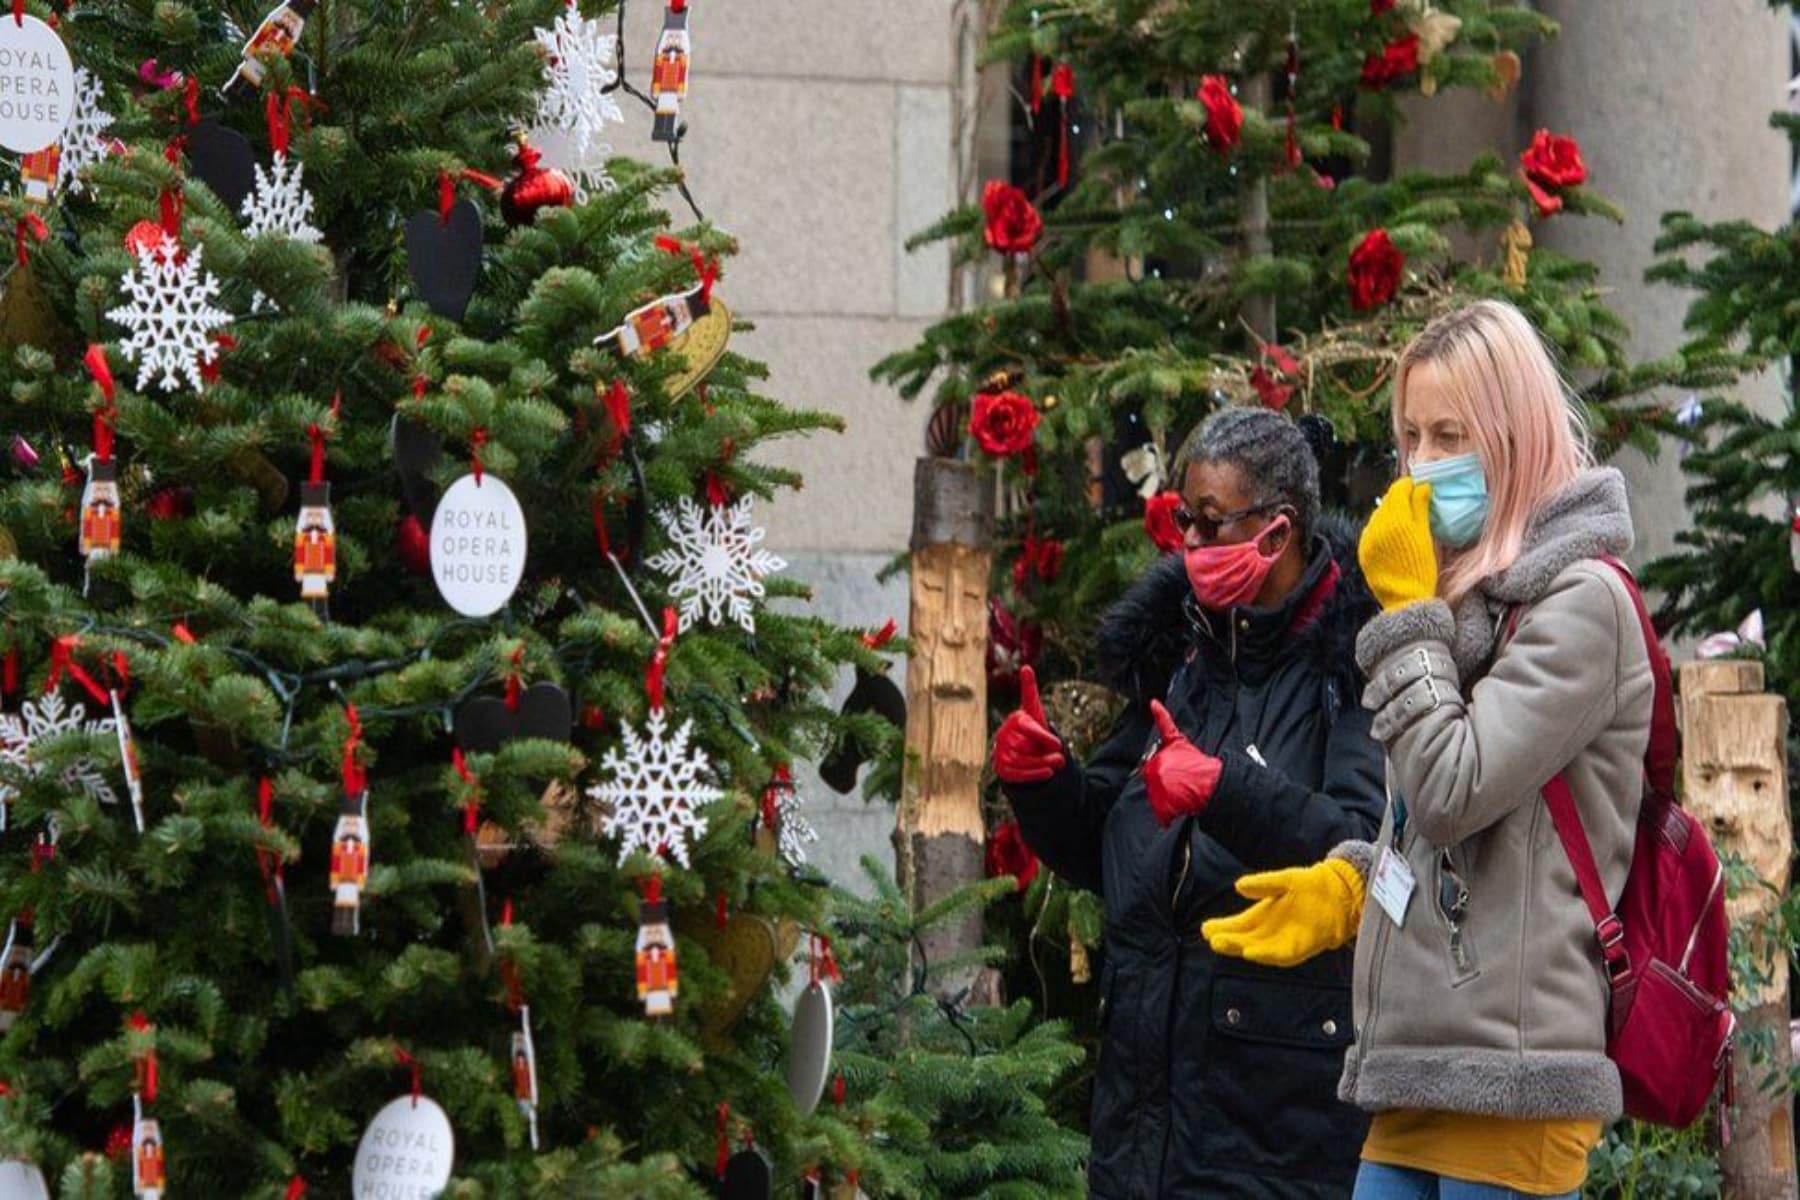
[0,692,119,832]
[648,496,786,633]
[56,67,115,198]
[241,152,321,312]
[106,244,232,393]
[589,707,721,868]
[527,124,617,203]
[533,8,624,168]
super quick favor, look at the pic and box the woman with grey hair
[994,406,1385,1197]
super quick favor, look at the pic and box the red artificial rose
[1144,491,1185,555]
[1519,129,1587,218]
[144,486,192,520]
[1250,365,1293,411]
[1010,533,1063,590]
[982,180,1043,256]
[1371,0,1397,13]
[969,390,1040,459]
[1359,33,1420,91]
[1197,75,1243,153]
[1347,228,1404,311]
[985,819,1041,893]
[987,598,1043,695]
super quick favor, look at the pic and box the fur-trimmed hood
[1096,513,1375,703]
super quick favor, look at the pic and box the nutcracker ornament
[112,689,146,833]
[223,0,317,98]
[20,145,58,205]
[0,918,32,1032]
[511,1011,540,1150]
[1789,491,1800,573]
[131,1118,165,1200]
[78,458,121,591]
[635,874,678,1017]
[328,792,369,936]
[293,482,336,617]
[595,280,711,360]
[649,0,692,143]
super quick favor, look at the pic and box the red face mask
[1183,514,1290,611]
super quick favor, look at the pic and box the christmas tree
[873,0,1675,1005]
[0,1,966,1194]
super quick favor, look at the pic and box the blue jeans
[1353,1162,1578,1200]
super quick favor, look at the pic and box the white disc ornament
[429,473,527,617]
[0,17,72,153]
[0,1160,48,1200]
[352,1095,454,1196]
[786,980,835,1116]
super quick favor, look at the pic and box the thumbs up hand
[993,666,1067,785]
[1143,700,1223,827]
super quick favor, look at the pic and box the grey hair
[1171,406,1320,543]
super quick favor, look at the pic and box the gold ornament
[1069,933,1092,984]
[1042,680,1128,760]
[1487,51,1522,100]
[678,911,779,1049]
[1041,394,1059,412]
[0,262,73,358]
[1501,219,1532,289]
[661,299,732,400]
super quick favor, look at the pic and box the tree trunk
[1237,71,1275,342]
[897,458,998,1005]
[1680,660,1796,1200]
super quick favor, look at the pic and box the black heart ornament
[405,198,483,322]
[389,413,444,520]
[185,118,257,213]
[456,682,573,755]
[720,1146,772,1200]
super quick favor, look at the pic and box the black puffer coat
[1008,518,1385,1198]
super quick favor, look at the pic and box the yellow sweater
[1362,1110,1602,1196]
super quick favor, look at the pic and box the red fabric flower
[969,390,1040,459]
[1012,533,1065,589]
[987,599,1043,695]
[982,180,1043,256]
[144,487,192,520]
[1197,76,1243,153]
[1359,33,1420,91]
[1144,492,1185,555]
[1519,129,1587,217]
[985,819,1041,893]
[1347,229,1404,311]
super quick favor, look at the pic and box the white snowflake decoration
[241,152,322,313]
[106,244,232,393]
[533,8,624,168]
[527,124,617,204]
[648,496,787,633]
[57,67,115,198]
[589,707,721,868]
[0,692,119,831]
[771,779,817,869]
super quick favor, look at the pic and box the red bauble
[500,141,574,228]
[396,514,431,574]
[144,486,193,520]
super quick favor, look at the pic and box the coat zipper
[1171,840,1192,915]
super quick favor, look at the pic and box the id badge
[1370,845,1416,928]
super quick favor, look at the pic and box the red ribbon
[13,213,46,269]
[341,704,366,797]
[158,184,183,242]
[592,490,613,557]
[762,763,790,831]
[470,428,488,484]
[84,345,118,463]
[127,1011,157,1102]
[601,379,631,463]
[504,644,524,713]
[46,636,109,706]
[393,1046,422,1106]
[285,1178,307,1200]
[182,76,199,127]
[861,619,898,650]
[832,1070,846,1107]
[438,171,455,224]
[171,622,196,645]
[715,891,727,930]
[10,1,20,27]
[809,933,842,986]
[1051,64,1076,187]
[2,646,16,698]
[715,1103,730,1180]
[29,834,53,873]
[199,332,237,387]
[654,234,718,305]
[501,898,513,927]
[264,86,310,158]
[255,777,283,901]
[452,747,481,835]
[645,607,677,712]
[641,872,663,905]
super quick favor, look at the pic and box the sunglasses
[1171,501,1281,541]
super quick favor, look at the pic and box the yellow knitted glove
[1358,476,1439,612]
[1202,859,1366,968]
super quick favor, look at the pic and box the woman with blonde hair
[1203,299,1652,1199]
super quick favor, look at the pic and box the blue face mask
[1410,453,1490,547]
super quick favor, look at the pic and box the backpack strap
[1536,557,1678,998]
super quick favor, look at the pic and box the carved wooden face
[912,543,987,704]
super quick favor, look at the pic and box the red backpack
[1517,557,1733,1129]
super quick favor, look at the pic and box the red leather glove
[993,666,1067,784]
[1144,700,1223,827]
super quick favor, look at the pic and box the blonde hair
[1392,300,1594,605]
